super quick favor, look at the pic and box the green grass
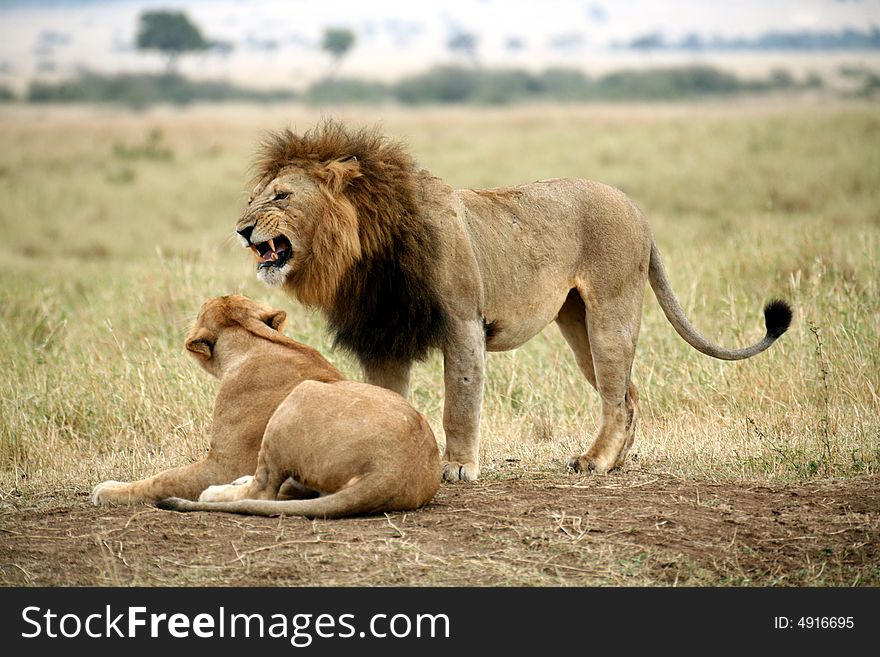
[1,101,878,493]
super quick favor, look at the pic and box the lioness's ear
[321,157,361,195]
[185,328,215,360]
[262,309,287,332]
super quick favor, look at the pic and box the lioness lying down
[91,295,440,518]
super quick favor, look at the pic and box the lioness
[235,120,791,481]
[92,295,440,518]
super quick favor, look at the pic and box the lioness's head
[234,121,418,308]
[184,295,286,376]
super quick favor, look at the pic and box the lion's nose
[237,225,254,243]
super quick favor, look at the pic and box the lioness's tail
[648,241,792,360]
[156,479,388,519]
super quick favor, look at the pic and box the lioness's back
[266,379,440,502]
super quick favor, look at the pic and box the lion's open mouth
[249,235,293,270]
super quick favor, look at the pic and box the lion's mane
[254,121,449,367]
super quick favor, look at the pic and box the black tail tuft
[763,299,793,340]
[155,497,183,511]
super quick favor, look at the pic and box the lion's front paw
[567,454,613,475]
[442,461,480,483]
[91,481,130,506]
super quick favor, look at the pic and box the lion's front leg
[441,318,485,482]
[363,359,412,399]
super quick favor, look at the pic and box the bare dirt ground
[2,471,877,587]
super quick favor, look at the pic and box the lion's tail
[156,479,388,519]
[648,241,792,361]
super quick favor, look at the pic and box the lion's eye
[273,192,290,202]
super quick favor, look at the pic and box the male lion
[235,120,791,481]
[92,295,440,518]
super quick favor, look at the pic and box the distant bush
[592,66,745,100]
[27,72,296,108]
[387,65,799,105]
[535,68,593,100]
[838,65,880,98]
[803,72,824,89]
[468,69,542,104]
[858,72,880,97]
[0,86,15,102]
[303,77,389,105]
[392,67,549,105]
[23,65,825,108]
[393,66,481,104]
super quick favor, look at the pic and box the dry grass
[1,100,878,498]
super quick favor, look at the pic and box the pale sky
[1,0,879,90]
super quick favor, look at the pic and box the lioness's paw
[567,454,613,475]
[442,461,480,483]
[91,481,128,506]
[197,482,242,502]
[198,475,253,502]
[198,484,231,502]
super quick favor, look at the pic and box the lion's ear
[321,157,361,195]
[262,309,287,332]
[185,328,215,360]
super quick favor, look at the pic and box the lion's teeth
[268,238,275,252]
[249,245,260,258]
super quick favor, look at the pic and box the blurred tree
[447,30,479,67]
[629,32,666,52]
[136,10,209,74]
[321,28,356,78]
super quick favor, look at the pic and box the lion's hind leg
[613,382,639,469]
[566,285,641,474]
[556,289,599,391]
[198,475,255,502]
[198,442,289,503]
[277,478,322,500]
[203,476,323,502]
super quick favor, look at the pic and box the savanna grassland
[1,101,878,586]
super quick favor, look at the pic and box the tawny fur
[92,295,440,517]
[236,120,791,481]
